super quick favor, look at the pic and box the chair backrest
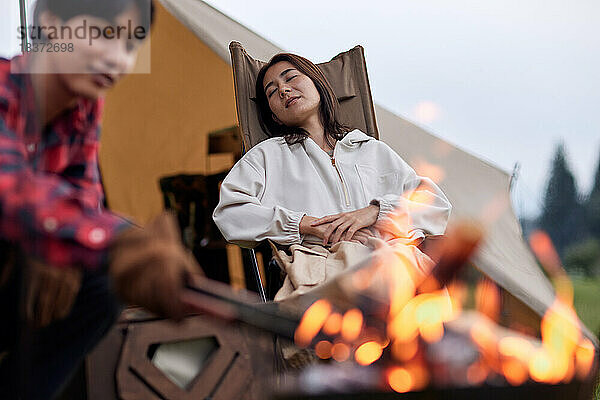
[229,42,379,151]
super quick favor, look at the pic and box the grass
[572,276,600,336]
[572,276,600,400]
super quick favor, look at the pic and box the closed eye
[286,75,298,82]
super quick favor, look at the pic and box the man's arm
[0,115,128,270]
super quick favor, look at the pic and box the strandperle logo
[18,19,148,46]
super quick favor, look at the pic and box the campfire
[273,224,598,398]
[184,222,598,399]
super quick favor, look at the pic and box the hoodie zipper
[330,154,351,207]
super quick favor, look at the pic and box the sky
[1,0,599,218]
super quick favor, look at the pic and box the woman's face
[262,61,321,127]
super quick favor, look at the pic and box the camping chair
[229,42,381,301]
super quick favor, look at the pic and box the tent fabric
[156,0,597,344]
[229,42,379,149]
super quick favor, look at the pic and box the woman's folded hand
[310,204,380,245]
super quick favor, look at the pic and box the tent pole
[18,0,29,53]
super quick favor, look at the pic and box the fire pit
[183,223,599,400]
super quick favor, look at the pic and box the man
[0,1,202,398]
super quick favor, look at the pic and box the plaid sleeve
[0,104,130,270]
[61,100,109,210]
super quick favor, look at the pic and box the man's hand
[310,204,380,246]
[25,258,82,328]
[109,212,203,320]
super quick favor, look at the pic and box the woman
[213,53,451,300]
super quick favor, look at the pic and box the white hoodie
[213,130,451,248]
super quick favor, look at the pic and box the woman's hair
[32,0,155,43]
[255,53,349,146]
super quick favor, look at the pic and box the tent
[99,0,596,342]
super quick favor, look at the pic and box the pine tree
[585,150,600,238]
[538,143,582,255]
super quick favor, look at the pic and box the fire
[498,336,534,362]
[388,367,414,393]
[391,337,419,362]
[405,361,430,390]
[341,309,363,342]
[475,278,501,322]
[331,342,350,362]
[529,230,573,304]
[291,225,596,394]
[315,340,332,360]
[470,320,498,362]
[323,312,342,336]
[575,339,595,380]
[501,358,528,386]
[355,341,383,366]
[529,348,553,383]
[294,299,331,347]
[388,290,456,345]
[413,158,446,184]
[466,361,489,385]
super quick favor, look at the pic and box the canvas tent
[99,0,596,342]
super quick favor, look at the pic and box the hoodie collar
[340,129,375,147]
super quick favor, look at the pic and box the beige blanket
[272,238,434,301]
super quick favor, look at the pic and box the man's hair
[32,0,155,43]
[255,53,349,146]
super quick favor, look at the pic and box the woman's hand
[310,204,380,245]
[299,215,334,242]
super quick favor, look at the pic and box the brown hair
[255,53,349,146]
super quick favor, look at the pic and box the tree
[538,143,584,256]
[564,239,600,277]
[585,150,600,238]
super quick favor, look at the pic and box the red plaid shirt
[0,56,129,270]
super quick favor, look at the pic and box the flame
[391,338,419,362]
[388,367,414,393]
[341,308,364,342]
[498,336,534,362]
[387,257,417,317]
[446,280,467,314]
[294,299,331,347]
[388,290,456,344]
[331,342,350,362]
[466,361,489,385]
[529,348,553,382]
[413,158,446,184]
[407,191,436,209]
[405,360,430,390]
[538,300,581,383]
[315,340,332,360]
[355,341,384,366]
[323,312,343,336]
[501,358,528,386]
[529,230,573,304]
[291,225,596,393]
[470,320,497,359]
[475,278,501,322]
[575,339,595,380]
